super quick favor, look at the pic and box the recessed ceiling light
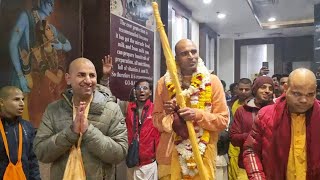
[217,12,226,19]
[268,17,276,22]
[203,0,212,4]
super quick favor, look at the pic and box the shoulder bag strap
[138,106,149,135]
[133,108,138,139]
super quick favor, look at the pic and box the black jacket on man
[0,117,40,180]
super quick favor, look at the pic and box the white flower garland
[164,58,211,98]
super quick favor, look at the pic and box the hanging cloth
[0,118,27,180]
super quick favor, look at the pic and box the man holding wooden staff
[153,39,229,179]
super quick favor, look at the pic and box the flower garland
[164,58,212,179]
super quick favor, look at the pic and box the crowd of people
[1,38,320,180]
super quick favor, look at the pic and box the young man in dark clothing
[0,86,40,180]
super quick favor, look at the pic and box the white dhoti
[127,161,158,180]
[216,154,229,180]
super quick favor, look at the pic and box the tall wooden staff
[152,2,208,180]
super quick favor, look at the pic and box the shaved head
[174,39,199,75]
[288,68,316,87]
[175,39,196,55]
[0,86,22,100]
[0,86,24,119]
[68,57,95,74]
[285,68,317,113]
[65,57,97,103]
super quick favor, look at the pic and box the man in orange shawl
[153,39,229,179]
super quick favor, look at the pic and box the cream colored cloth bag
[63,97,92,180]
[62,135,86,180]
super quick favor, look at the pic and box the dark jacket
[0,117,40,180]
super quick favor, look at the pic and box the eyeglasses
[135,86,149,91]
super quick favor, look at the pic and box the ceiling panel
[177,0,318,38]
[249,0,314,28]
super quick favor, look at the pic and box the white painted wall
[240,46,247,79]
[204,36,215,71]
[217,38,234,88]
[217,40,276,89]
[153,16,199,94]
[190,17,199,49]
[246,44,267,79]
[171,10,189,53]
[209,37,215,70]
[267,44,275,76]
[206,34,210,64]
[240,44,274,80]
[153,16,198,96]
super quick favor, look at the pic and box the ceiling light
[268,17,276,22]
[203,0,212,4]
[217,12,226,19]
